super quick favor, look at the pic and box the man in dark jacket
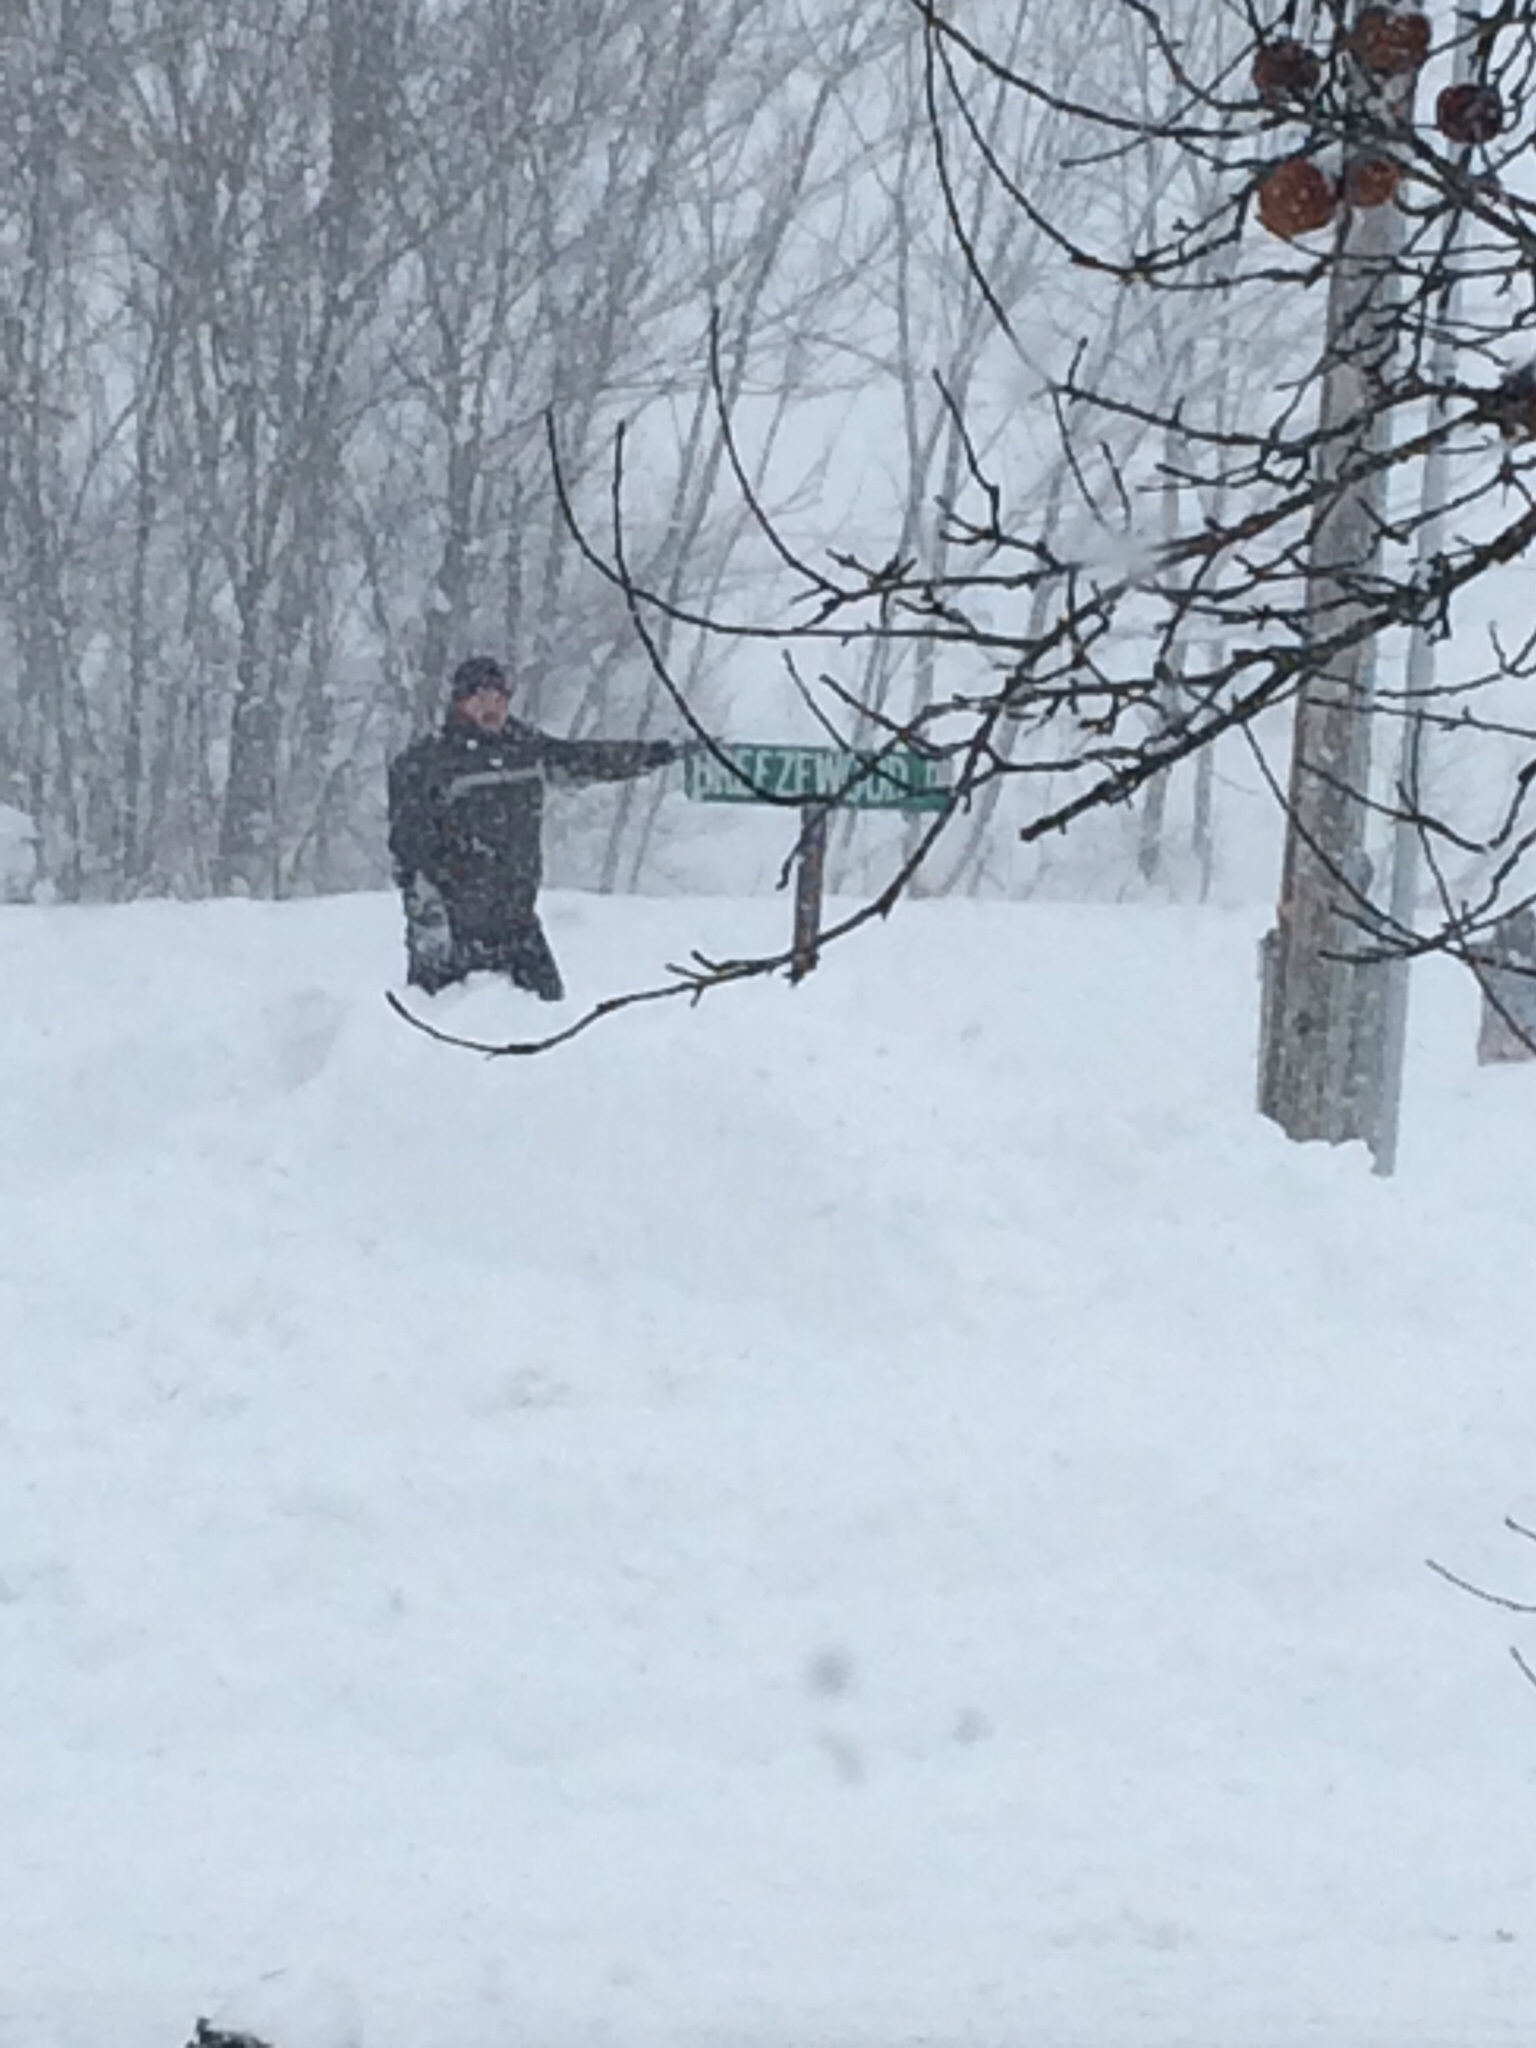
[387,654,680,1000]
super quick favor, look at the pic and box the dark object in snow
[1343,156,1402,208]
[1347,6,1430,75]
[1252,37,1322,107]
[187,2022,276,2048]
[386,655,680,1001]
[1436,81,1504,144]
[1475,361,1536,441]
[1256,156,1338,239]
[1477,908,1536,1064]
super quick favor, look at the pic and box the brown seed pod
[1436,81,1504,145]
[1343,156,1402,207]
[1476,363,1536,442]
[1348,7,1431,76]
[1252,38,1323,107]
[1257,156,1339,239]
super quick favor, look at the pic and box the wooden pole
[791,802,829,982]
[1259,1,1423,1144]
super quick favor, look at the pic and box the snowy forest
[1,0,1347,909]
[10,0,1536,1041]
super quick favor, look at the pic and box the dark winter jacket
[387,714,675,935]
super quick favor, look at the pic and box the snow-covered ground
[3,887,1535,2048]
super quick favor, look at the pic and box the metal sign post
[791,804,830,983]
[684,742,951,978]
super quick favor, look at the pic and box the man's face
[457,686,510,732]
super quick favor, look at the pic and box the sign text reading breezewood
[684,743,950,811]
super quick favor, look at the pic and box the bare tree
[0,0,900,901]
[404,0,1536,1112]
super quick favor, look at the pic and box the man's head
[449,655,511,731]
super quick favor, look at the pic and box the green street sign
[684,742,950,811]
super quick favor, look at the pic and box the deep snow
[2,887,1535,2048]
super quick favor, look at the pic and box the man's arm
[538,734,679,789]
[386,743,444,884]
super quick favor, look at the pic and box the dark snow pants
[453,920,565,1001]
[402,877,566,1002]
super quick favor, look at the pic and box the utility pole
[1371,12,1477,1175]
[1259,0,1426,1146]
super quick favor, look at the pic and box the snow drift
[1,888,1533,2048]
